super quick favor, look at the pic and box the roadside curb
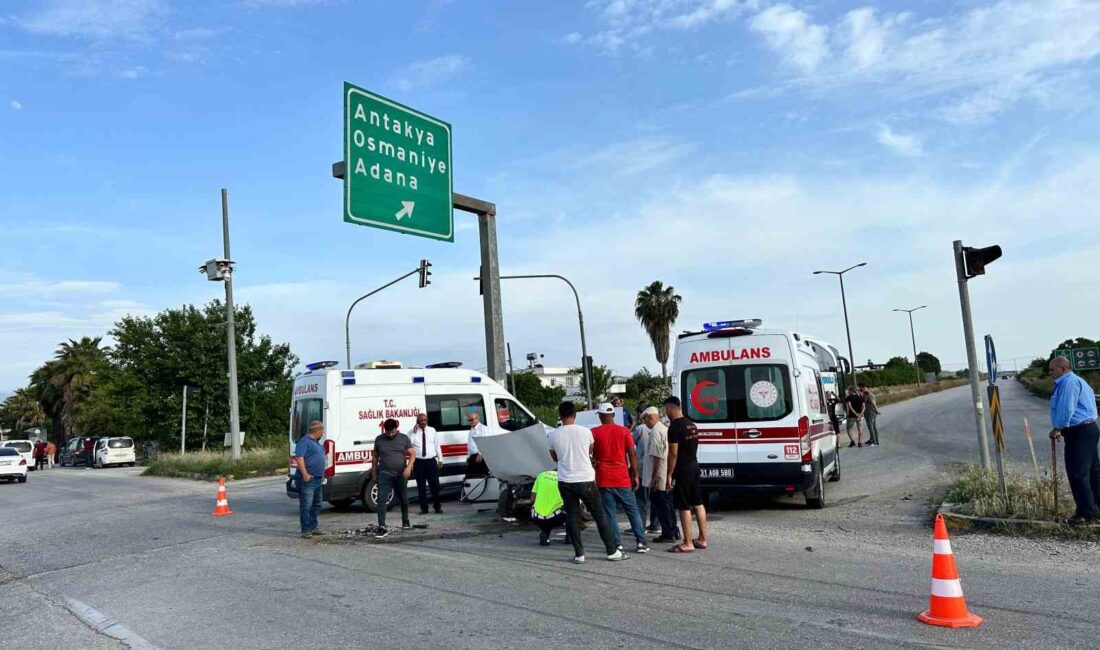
[937,502,1100,535]
[141,468,288,482]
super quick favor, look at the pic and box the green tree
[624,367,669,410]
[109,301,298,447]
[29,337,109,442]
[571,364,614,403]
[506,372,566,409]
[0,387,47,433]
[916,352,941,376]
[635,281,682,380]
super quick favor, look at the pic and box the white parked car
[0,447,28,482]
[1,440,36,470]
[94,437,137,468]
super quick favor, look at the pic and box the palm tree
[635,281,682,380]
[44,337,107,438]
[0,387,46,432]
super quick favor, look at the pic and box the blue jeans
[599,486,647,546]
[634,486,652,527]
[298,477,323,533]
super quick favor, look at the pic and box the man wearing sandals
[664,396,708,553]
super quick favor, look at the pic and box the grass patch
[874,378,968,406]
[142,447,287,480]
[943,464,1073,521]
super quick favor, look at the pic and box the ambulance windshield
[682,364,793,423]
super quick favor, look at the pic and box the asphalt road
[2,381,1097,649]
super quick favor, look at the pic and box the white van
[94,437,137,468]
[286,361,542,511]
[670,320,848,508]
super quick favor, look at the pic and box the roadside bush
[944,465,1073,521]
[143,447,287,480]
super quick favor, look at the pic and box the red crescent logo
[690,380,720,415]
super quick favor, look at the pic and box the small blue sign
[984,334,998,384]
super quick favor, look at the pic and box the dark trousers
[558,480,617,558]
[650,488,680,538]
[1063,421,1100,519]
[35,456,47,470]
[533,512,569,544]
[376,471,409,528]
[413,458,442,512]
[466,453,489,477]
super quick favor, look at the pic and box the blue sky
[2,0,1099,391]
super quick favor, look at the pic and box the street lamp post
[476,273,593,408]
[893,305,928,387]
[813,262,867,385]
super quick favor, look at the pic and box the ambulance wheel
[805,460,826,509]
[828,449,841,482]
[331,498,354,510]
[360,479,395,513]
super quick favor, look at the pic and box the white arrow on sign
[395,201,415,221]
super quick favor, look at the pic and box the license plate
[701,468,734,478]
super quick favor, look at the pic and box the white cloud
[571,0,754,54]
[390,54,471,92]
[9,101,21,110]
[875,123,923,157]
[745,1,1100,123]
[116,65,148,79]
[748,4,830,72]
[572,136,697,176]
[12,0,167,41]
[0,279,121,298]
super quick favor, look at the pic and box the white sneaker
[607,549,628,561]
[572,555,586,564]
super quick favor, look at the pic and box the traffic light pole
[954,240,992,470]
[344,266,423,369]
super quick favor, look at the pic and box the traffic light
[962,245,1002,278]
[418,259,432,288]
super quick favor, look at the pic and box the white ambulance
[286,361,542,511]
[670,320,848,508]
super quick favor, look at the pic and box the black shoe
[539,530,551,546]
[858,443,863,448]
[651,536,676,544]
[848,441,856,448]
[401,520,413,529]
[375,526,389,539]
[433,507,443,514]
[419,509,429,515]
[1066,515,1096,526]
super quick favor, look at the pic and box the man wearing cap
[640,406,680,543]
[549,401,625,564]
[1048,356,1100,525]
[592,402,650,555]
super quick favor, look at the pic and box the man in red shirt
[591,402,650,554]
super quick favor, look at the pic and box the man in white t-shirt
[548,401,625,564]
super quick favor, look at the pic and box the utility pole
[222,190,242,462]
[180,385,188,454]
[893,306,927,387]
[813,262,867,386]
[953,239,1002,470]
[507,343,517,396]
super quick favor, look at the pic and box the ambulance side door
[683,337,737,470]
[338,386,424,474]
[424,386,487,473]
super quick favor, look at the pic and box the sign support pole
[954,240,991,470]
[331,163,505,382]
[180,385,188,455]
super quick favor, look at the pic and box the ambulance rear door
[726,336,802,478]
[682,335,738,475]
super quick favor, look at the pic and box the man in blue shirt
[1048,357,1100,524]
[294,420,327,537]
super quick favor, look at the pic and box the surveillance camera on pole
[953,240,1002,470]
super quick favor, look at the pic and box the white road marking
[65,597,160,649]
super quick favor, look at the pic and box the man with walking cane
[1047,356,1100,525]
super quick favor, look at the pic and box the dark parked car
[60,437,98,467]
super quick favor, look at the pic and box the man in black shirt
[844,387,865,448]
[663,396,708,553]
[371,418,415,538]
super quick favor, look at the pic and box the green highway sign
[1056,348,1100,372]
[343,82,453,242]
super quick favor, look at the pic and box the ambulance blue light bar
[470,376,482,383]
[703,319,762,331]
[412,376,425,383]
[341,370,356,385]
[305,360,339,372]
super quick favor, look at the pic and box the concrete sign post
[343,82,454,241]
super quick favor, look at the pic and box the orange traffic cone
[211,477,234,517]
[918,514,982,628]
